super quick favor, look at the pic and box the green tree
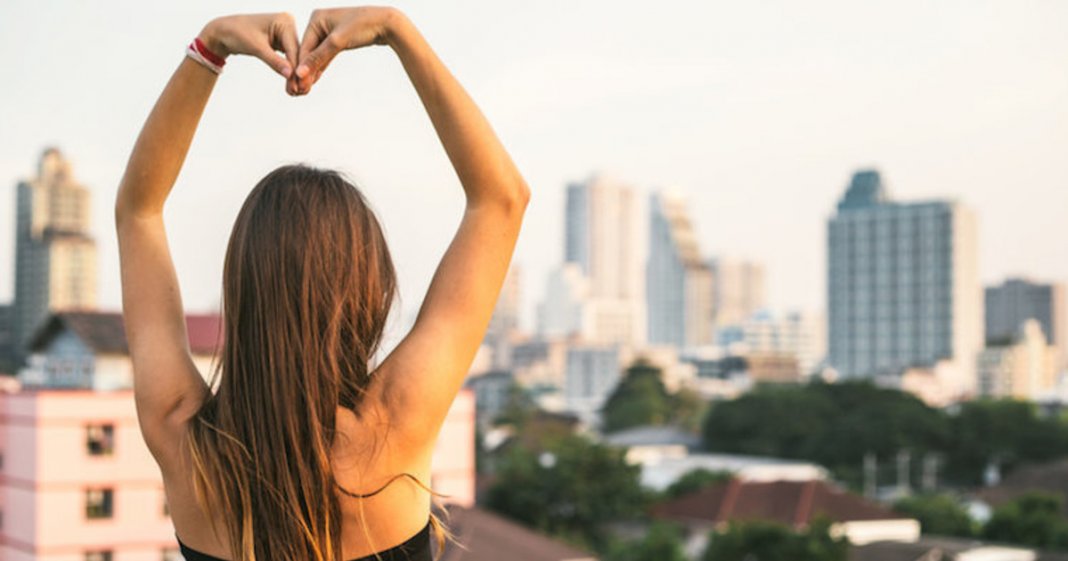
[982,493,1068,550]
[946,400,1068,485]
[701,518,849,561]
[484,433,649,551]
[701,381,951,488]
[673,386,708,434]
[893,494,975,537]
[664,469,733,500]
[606,522,689,561]
[602,360,675,432]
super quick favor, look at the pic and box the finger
[296,37,341,93]
[271,14,300,79]
[252,43,294,79]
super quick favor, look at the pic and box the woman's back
[167,404,435,559]
[116,6,529,560]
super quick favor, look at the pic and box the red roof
[439,505,596,561]
[29,311,222,356]
[652,479,903,528]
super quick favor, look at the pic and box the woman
[115,7,528,561]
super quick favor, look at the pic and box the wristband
[186,37,227,74]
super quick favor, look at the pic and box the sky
[1,1,1066,333]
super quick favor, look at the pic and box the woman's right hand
[199,13,300,81]
[291,7,404,95]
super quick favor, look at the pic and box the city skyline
[2,1,1067,334]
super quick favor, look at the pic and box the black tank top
[176,519,432,561]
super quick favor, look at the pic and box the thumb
[296,36,341,92]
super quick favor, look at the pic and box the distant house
[653,479,920,552]
[440,505,597,561]
[601,425,829,489]
[852,536,1068,561]
[19,311,220,390]
[975,459,1068,518]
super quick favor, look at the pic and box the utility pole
[864,452,877,499]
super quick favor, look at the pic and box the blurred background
[1,1,1067,560]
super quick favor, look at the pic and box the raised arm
[115,13,298,463]
[295,8,530,442]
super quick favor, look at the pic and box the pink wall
[0,386,476,558]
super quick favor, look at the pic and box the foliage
[664,468,734,500]
[700,381,1068,487]
[893,494,975,537]
[944,400,1068,485]
[602,360,675,432]
[982,493,1068,550]
[605,522,689,561]
[602,359,710,433]
[484,433,650,552]
[701,518,849,561]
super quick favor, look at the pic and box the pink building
[0,312,475,561]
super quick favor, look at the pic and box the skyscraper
[985,278,1066,368]
[562,174,643,344]
[708,257,766,329]
[11,148,97,367]
[827,170,981,393]
[647,190,713,348]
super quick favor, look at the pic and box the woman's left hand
[198,13,300,81]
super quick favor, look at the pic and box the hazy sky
[1,1,1066,332]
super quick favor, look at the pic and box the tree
[484,433,650,551]
[664,469,734,500]
[606,522,689,561]
[893,494,975,537]
[701,518,849,561]
[982,493,1068,550]
[602,359,675,432]
[701,381,951,488]
[945,400,1068,485]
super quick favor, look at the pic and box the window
[85,551,112,561]
[86,488,113,519]
[87,424,115,456]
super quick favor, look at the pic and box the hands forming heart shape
[199,7,397,96]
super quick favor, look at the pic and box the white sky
[1,1,1066,332]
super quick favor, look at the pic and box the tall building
[827,170,981,393]
[647,190,714,348]
[708,257,766,329]
[563,174,644,344]
[985,278,1066,368]
[718,310,827,376]
[977,319,1059,400]
[484,265,522,369]
[0,305,13,374]
[537,264,588,339]
[11,148,97,368]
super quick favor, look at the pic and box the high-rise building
[718,310,827,376]
[484,265,522,369]
[0,304,13,374]
[827,170,981,394]
[977,319,1059,400]
[563,174,643,344]
[647,190,713,348]
[985,278,1066,368]
[708,257,766,329]
[11,148,97,368]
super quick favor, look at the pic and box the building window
[86,488,114,519]
[87,424,115,456]
[85,551,112,561]
[162,548,183,561]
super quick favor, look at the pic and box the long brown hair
[187,165,398,560]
